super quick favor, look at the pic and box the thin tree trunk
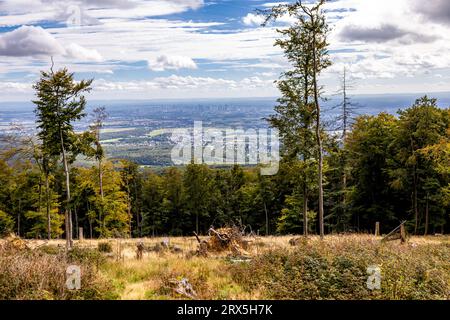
[98,158,104,232]
[17,199,21,237]
[38,176,42,218]
[196,212,199,235]
[303,52,310,237]
[74,206,78,239]
[99,159,104,200]
[342,171,347,232]
[424,193,429,236]
[303,185,308,236]
[128,198,132,238]
[413,164,419,235]
[264,201,269,236]
[133,181,141,237]
[312,27,325,239]
[60,129,73,249]
[45,173,51,240]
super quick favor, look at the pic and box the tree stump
[400,224,406,243]
[136,241,145,260]
[375,222,380,237]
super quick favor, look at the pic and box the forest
[0,0,448,244]
[0,95,449,240]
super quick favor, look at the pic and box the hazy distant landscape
[2,93,449,166]
[1,0,449,304]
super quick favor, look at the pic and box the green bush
[231,239,450,300]
[0,211,14,237]
[98,242,113,253]
[38,245,61,255]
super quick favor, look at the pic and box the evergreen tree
[33,66,93,249]
[263,0,331,237]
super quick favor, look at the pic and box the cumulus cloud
[242,11,294,26]
[242,13,265,26]
[148,55,197,71]
[261,2,289,8]
[65,43,103,62]
[0,25,103,62]
[0,25,64,57]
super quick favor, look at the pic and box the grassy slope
[1,235,449,300]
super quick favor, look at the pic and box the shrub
[0,245,118,300]
[38,245,61,255]
[231,238,450,300]
[98,242,113,253]
[0,211,14,236]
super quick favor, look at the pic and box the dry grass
[0,243,116,300]
[0,234,448,300]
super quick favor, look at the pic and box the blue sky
[0,0,449,101]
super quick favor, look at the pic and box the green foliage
[231,238,450,300]
[72,162,130,238]
[98,242,113,253]
[0,210,14,236]
[277,194,317,234]
[345,113,399,231]
[33,68,93,159]
[25,209,64,239]
[184,163,214,234]
[1,67,449,240]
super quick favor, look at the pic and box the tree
[119,160,143,237]
[262,0,331,238]
[141,170,165,236]
[184,163,213,234]
[33,66,93,249]
[90,107,108,226]
[161,167,185,235]
[334,67,358,140]
[329,68,359,233]
[0,210,14,236]
[420,126,450,224]
[256,170,276,235]
[346,113,398,231]
[392,97,449,234]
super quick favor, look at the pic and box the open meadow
[1,234,449,300]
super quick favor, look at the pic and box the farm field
[1,234,449,300]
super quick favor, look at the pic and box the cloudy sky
[0,0,449,101]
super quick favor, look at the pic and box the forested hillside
[0,0,448,244]
[1,97,448,239]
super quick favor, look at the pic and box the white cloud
[1,0,450,98]
[93,75,274,92]
[242,13,265,26]
[65,43,103,62]
[0,0,205,26]
[0,25,104,63]
[0,25,64,57]
[0,81,32,92]
[148,55,197,71]
[261,2,289,8]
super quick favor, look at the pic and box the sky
[0,0,449,101]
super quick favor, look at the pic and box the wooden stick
[193,231,201,244]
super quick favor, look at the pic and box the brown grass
[0,235,448,300]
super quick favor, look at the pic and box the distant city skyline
[0,0,450,101]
